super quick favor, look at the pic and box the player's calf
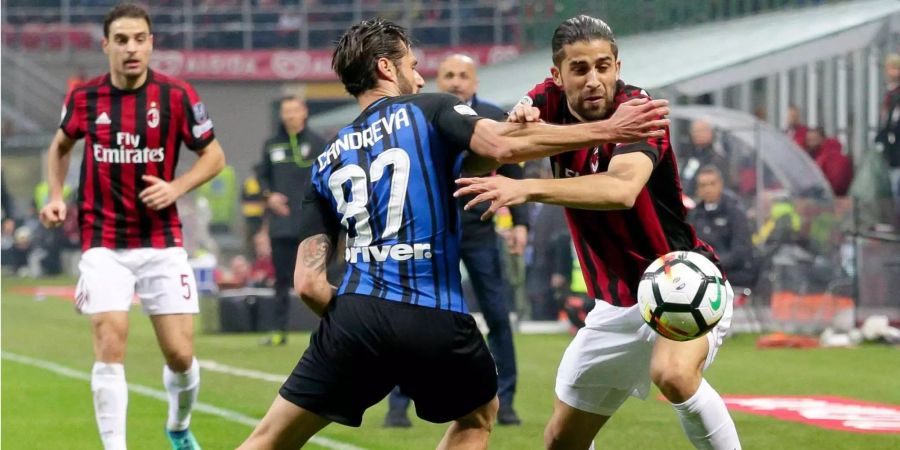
[437,396,499,450]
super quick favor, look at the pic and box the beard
[570,98,609,121]
[397,70,415,95]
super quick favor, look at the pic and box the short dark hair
[551,15,618,67]
[103,3,152,38]
[697,165,723,180]
[279,95,305,106]
[332,18,411,97]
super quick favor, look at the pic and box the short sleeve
[524,78,560,123]
[611,86,669,167]
[178,82,216,151]
[297,182,340,244]
[59,89,85,139]
[429,94,484,151]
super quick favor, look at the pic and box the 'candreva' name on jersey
[316,108,411,171]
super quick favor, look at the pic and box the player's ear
[376,57,395,82]
[550,66,563,87]
[101,37,109,55]
[148,33,154,51]
[615,59,621,80]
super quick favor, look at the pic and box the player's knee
[650,359,700,401]
[94,334,127,362]
[161,348,194,372]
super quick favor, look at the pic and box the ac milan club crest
[147,103,160,128]
[590,147,600,173]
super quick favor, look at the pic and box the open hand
[454,176,530,221]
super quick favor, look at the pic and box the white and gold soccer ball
[637,251,728,341]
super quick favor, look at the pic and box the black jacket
[688,191,756,279]
[459,95,528,242]
[257,125,325,239]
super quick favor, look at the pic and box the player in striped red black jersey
[38,5,224,450]
[455,16,741,450]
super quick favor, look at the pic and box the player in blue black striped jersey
[238,18,670,450]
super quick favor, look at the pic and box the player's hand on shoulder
[507,103,542,123]
[606,98,670,142]
[139,175,182,210]
[454,175,530,221]
[39,200,67,228]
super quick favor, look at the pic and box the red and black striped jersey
[59,69,215,251]
[524,78,718,307]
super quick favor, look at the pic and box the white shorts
[555,282,734,416]
[75,247,199,316]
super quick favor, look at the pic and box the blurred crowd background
[3,0,899,335]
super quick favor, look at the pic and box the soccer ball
[637,251,728,341]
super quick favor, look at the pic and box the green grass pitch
[3,276,898,449]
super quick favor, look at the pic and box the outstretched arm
[468,98,668,164]
[294,233,336,316]
[455,152,654,220]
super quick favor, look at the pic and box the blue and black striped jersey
[298,93,484,313]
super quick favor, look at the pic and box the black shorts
[279,294,498,427]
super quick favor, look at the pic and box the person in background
[241,166,266,258]
[876,53,900,202]
[786,104,808,149]
[689,165,758,287]
[523,161,571,321]
[384,52,525,428]
[678,119,729,198]
[804,127,853,196]
[256,95,325,346]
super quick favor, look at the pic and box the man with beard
[455,15,741,450]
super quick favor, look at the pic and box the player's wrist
[587,119,616,144]
[520,178,540,203]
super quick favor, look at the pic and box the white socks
[163,357,200,431]
[671,378,741,450]
[92,362,128,450]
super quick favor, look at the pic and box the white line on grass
[2,351,365,450]
[199,359,286,383]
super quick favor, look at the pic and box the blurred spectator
[804,127,853,196]
[785,104,808,148]
[688,165,758,287]
[256,95,325,346]
[1,219,17,272]
[215,255,252,290]
[876,53,900,202]
[523,161,571,320]
[250,231,275,287]
[678,119,729,197]
[1,173,15,222]
[241,168,266,258]
[195,164,238,233]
